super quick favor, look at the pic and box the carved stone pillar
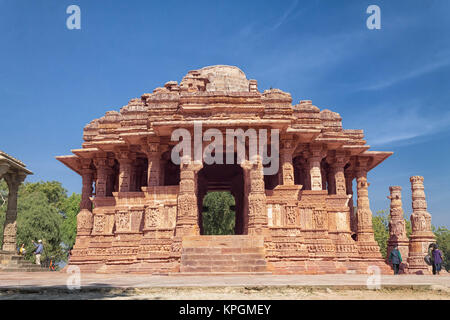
[331,151,348,196]
[93,155,109,197]
[407,176,435,274]
[144,142,160,187]
[175,157,202,237]
[1,172,26,252]
[116,150,136,192]
[80,159,94,210]
[386,186,409,272]
[305,144,326,191]
[242,156,268,236]
[280,138,295,186]
[355,157,382,258]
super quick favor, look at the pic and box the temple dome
[180,65,250,92]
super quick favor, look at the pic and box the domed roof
[180,65,250,92]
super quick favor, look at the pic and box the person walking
[389,245,402,275]
[428,243,437,274]
[432,244,444,275]
[32,240,43,266]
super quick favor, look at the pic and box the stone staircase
[178,235,271,275]
[0,250,45,272]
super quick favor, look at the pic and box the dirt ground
[1,285,449,300]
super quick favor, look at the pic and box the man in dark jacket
[389,245,402,275]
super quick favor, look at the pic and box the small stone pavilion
[0,151,32,252]
[57,65,400,274]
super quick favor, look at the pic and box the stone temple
[57,65,397,274]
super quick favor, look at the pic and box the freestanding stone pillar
[0,151,32,252]
[407,176,435,274]
[355,157,382,258]
[386,186,409,272]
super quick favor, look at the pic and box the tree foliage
[372,210,390,258]
[202,191,235,235]
[0,180,80,265]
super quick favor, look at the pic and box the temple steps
[0,250,46,272]
[180,235,271,274]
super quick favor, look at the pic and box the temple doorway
[197,163,246,235]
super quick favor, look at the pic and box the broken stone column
[386,186,409,272]
[407,176,435,274]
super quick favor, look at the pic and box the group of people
[389,243,444,275]
[17,240,44,266]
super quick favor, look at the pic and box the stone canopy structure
[0,151,32,252]
[57,65,395,274]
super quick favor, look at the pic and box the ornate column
[80,159,94,210]
[355,156,382,258]
[1,172,26,252]
[305,144,326,191]
[242,156,268,236]
[407,176,435,274]
[93,155,109,197]
[280,137,295,186]
[386,186,409,272]
[330,151,348,196]
[116,150,136,192]
[144,142,160,187]
[76,159,94,237]
[175,156,202,237]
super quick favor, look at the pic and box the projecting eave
[55,155,81,175]
[71,148,100,158]
[361,151,394,171]
[0,151,33,175]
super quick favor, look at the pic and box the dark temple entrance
[197,163,245,235]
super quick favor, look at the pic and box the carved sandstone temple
[57,65,394,274]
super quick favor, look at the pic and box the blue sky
[1,0,449,226]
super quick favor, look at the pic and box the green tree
[202,191,235,235]
[16,190,64,263]
[0,180,80,265]
[60,193,81,250]
[372,210,389,258]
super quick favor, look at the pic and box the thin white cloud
[271,0,299,31]
[361,57,450,91]
[358,102,450,146]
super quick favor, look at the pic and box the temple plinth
[57,65,394,274]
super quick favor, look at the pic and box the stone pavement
[0,272,449,290]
